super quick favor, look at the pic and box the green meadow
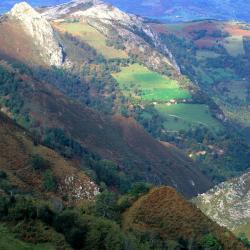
[223,36,244,56]
[57,22,128,59]
[156,103,222,131]
[113,64,191,102]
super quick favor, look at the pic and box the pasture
[113,63,191,102]
[155,103,222,131]
[56,21,128,59]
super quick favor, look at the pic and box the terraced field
[156,103,222,131]
[55,21,128,59]
[113,63,191,102]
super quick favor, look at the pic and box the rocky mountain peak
[8,2,36,17]
[8,2,64,67]
[72,2,138,24]
[41,0,102,20]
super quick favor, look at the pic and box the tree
[199,234,222,250]
[237,233,250,247]
[42,170,57,192]
[95,191,118,220]
[30,154,50,171]
[85,217,125,250]
[129,182,151,198]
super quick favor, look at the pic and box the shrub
[237,233,250,247]
[95,191,119,220]
[0,196,9,218]
[199,234,222,250]
[53,210,81,234]
[37,203,55,225]
[30,155,50,171]
[8,198,36,221]
[0,170,7,179]
[42,170,57,192]
[85,217,125,250]
[129,182,151,198]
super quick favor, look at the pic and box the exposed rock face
[59,175,99,202]
[41,0,101,20]
[194,171,250,232]
[8,2,64,66]
[42,0,180,73]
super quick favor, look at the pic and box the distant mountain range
[2,0,250,22]
[106,0,250,22]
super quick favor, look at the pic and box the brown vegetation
[0,112,98,203]
[123,187,247,250]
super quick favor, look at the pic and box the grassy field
[234,223,250,240]
[218,80,248,101]
[223,36,244,56]
[56,21,128,59]
[156,103,222,131]
[113,63,191,102]
[0,224,56,250]
[196,50,220,60]
[194,66,236,86]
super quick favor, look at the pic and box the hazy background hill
[2,0,250,22]
[106,0,250,22]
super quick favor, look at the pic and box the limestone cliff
[8,2,64,66]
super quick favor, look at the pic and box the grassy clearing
[155,103,222,131]
[228,81,248,101]
[194,66,236,85]
[218,80,248,101]
[223,36,244,56]
[56,21,128,59]
[196,50,220,60]
[113,63,191,102]
[0,224,56,250]
[234,223,250,240]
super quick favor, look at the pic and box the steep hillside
[0,61,211,198]
[0,111,99,203]
[151,20,250,129]
[148,19,250,182]
[41,0,180,73]
[0,2,248,187]
[194,171,250,240]
[123,187,247,249]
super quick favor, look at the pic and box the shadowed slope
[0,111,99,203]
[0,62,211,198]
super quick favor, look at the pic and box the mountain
[0,1,248,190]
[0,2,65,66]
[194,171,250,240]
[41,0,180,73]
[149,19,250,181]
[2,0,250,22]
[105,0,250,23]
[0,58,212,198]
[0,1,179,72]
[0,1,217,198]
[0,1,249,249]
[123,187,247,249]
